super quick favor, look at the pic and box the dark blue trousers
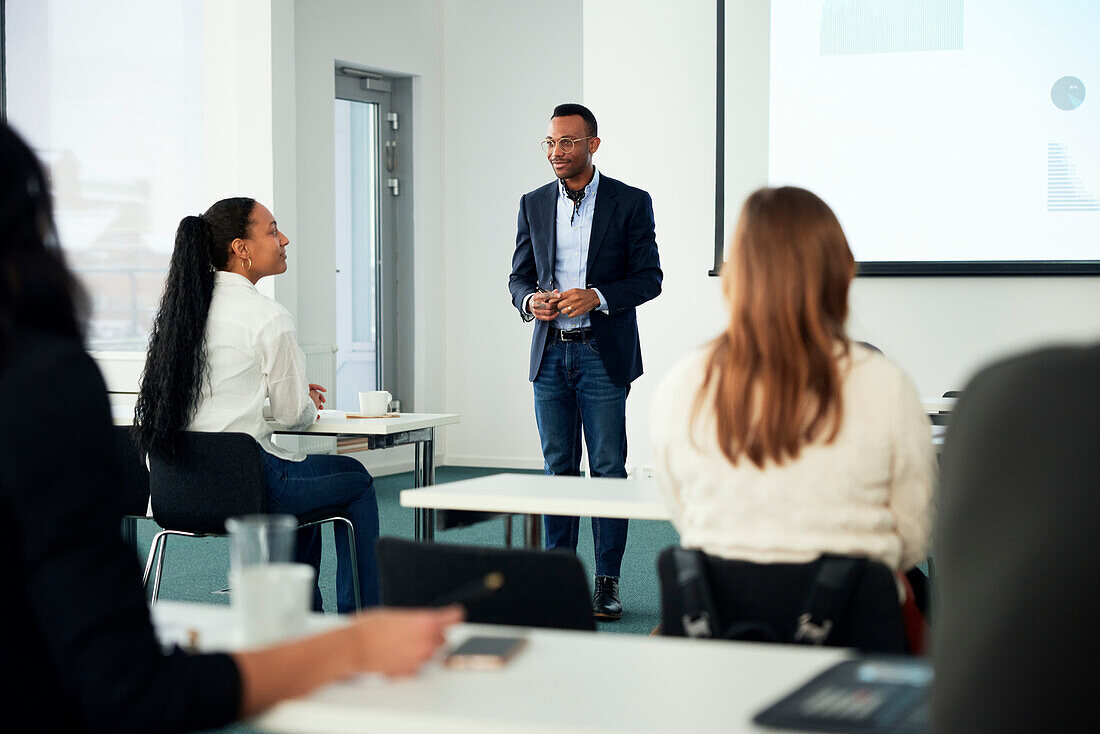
[533,336,629,578]
[260,451,380,612]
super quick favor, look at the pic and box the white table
[113,404,458,540]
[921,397,956,413]
[152,600,846,734]
[152,600,346,652]
[401,474,665,548]
[276,413,459,539]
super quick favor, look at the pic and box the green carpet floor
[137,465,680,636]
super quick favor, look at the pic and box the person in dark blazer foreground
[934,342,1100,732]
[0,121,461,732]
[508,103,662,619]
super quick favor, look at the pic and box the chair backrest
[658,547,907,653]
[112,426,150,517]
[377,538,596,631]
[148,431,267,535]
[931,390,962,426]
[933,345,1100,732]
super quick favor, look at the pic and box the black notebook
[753,656,931,733]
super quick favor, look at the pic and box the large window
[3,0,204,348]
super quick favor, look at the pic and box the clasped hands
[529,288,600,322]
[308,383,327,417]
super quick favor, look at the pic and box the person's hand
[555,288,600,319]
[351,606,465,677]
[529,290,561,322]
[308,384,327,412]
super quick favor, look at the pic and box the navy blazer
[508,174,662,387]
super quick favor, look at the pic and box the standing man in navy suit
[508,104,662,620]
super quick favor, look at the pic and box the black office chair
[113,426,151,552]
[658,547,907,653]
[930,389,961,426]
[142,431,362,609]
[377,538,596,631]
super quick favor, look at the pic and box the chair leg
[332,517,363,612]
[504,515,513,547]
[150,534,169,604]
[524,514,542,550]
[142,530,169,588]
[294,517,365,611]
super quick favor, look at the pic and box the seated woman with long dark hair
[0,121,460,731]
[133,197,379,612]
[652,187,933,592]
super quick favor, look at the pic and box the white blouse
[650,342,934,572]
[188,271,315,461]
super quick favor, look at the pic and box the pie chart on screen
[1051,76,1085,111]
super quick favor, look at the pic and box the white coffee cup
[358,390,392,417]
[231,562,315,648]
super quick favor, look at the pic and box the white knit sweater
[650,342,934,572]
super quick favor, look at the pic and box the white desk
[921,397,956,413]
[400,474,666,547]
[152,600,346,652]
[273,411,460,437]
[113,404,458,540]
[152,601,846,734]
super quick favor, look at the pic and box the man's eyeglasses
[540,136,593,154]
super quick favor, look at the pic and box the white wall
[277,0,585,472]
[284,0,446,473]
[201,0,277,215]
[576,0,1100,471]
[849,276,1100,393]
[580,0,727,474]
[440,0,584,469]
[440,0,1100,470]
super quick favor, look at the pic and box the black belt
[551,326,594,342]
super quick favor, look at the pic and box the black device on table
[443,636,527,671]
[753,656,931,733]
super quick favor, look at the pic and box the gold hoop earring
[245,257,252,271]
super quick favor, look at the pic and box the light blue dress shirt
[551,168,607,330]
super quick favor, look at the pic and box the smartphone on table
[443,636,527,671]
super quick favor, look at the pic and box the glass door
[334,75,396,411]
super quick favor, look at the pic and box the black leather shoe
[592,575,622,620]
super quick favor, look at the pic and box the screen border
[712,0,1100,278]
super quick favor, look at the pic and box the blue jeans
[533,336,629,578]
[259,451,380,612]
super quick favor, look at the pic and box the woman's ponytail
[134,198,255,459]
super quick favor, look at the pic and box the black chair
[658,547,907,653]
[933,345,1100,732]
[113,426,151,551]
[930,389,961,426]
[142,431,362,609]
[377,538,595,631]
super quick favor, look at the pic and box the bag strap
[670,547,721,638]
[792,555,866,645]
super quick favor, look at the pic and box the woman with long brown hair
[651,187,933,579]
